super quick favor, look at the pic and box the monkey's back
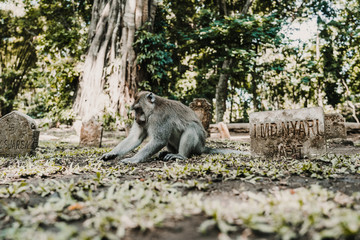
[155,97,206,137]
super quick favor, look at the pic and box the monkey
[101,91,247,164]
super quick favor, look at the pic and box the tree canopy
[0,0,359,126]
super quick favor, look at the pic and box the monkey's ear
[146,92,156,103]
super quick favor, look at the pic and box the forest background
[0,0,359,129]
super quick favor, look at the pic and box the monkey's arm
[101,123,147,160]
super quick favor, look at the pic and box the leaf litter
[0,140,360,240]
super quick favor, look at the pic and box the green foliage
[0,6,39,115]
[101,106,133,131]
[22,57,79,124]
[134,6,176,97]
[1,0,360,122]
[26,0,90,124]
[0,0,90,123]
[136,0,360,121]
[192,12,284,99]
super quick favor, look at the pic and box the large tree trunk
[73,0,157,122]
[215,59,231,123]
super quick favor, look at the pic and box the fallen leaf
[67,203,84,211]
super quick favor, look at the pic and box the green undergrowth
[0,141,360,239]
[1,144,358,182]
[1,178,359,240]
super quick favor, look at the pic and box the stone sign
[0,111,40,156]
[189,98,212,136]
[249,107,326,159]
[80,118,103,147]
[325,113,347,139]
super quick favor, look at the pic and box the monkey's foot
[163,153,186,161]
[100,152,118,161]
[159,151,171,159]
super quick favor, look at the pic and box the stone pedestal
[189,98,212,136]
[0,111,40,156]
[79,118,103,147]
[325,113,347,139]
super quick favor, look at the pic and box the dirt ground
[1,127,360,240]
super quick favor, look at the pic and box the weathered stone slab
[80,118,103,147]
[189,98,212,136]
[250,107,326,159]
[0,111,40,156]
[325,113,347,139]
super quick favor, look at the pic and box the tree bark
[215,0,230,123]
[73,0,157,122]
[342,79,359,123]
[241,0,253,14]
[216,59,231,123]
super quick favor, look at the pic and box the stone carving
[189,98,212,136]
[324,113,347,139]
[80,118,103,147]
[249,107,326,159]
[0,111,40,156]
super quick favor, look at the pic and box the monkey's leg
[159,144,177,159]
[121,138,167,164]
[101,124,147,160]
[163,126,203,161]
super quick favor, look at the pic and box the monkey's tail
[204,147,250,156]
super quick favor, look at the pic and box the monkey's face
[131,92,157,125]
[132,104,147,125]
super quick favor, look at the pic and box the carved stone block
[325,113,347,139]
[250,107,326,159]
[189,98,212,136]
[80,118,103,147]
[0,111,40,156]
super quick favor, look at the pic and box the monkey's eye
[134,108,143,115]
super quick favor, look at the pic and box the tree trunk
[215,0,253,122]
[342,79,359,123]
[241,0,253,14]
[73,0,157,122]
[251,74,259,111]
[215,59,231,123]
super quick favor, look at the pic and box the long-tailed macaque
[101,91,245,164]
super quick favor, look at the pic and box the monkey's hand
[100,152,118,161]
[162,153,186,161]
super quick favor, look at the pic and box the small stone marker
[249,107,326,159]
[0,111,40,156]
[189,98,212,136]
[80,118,103,147]
[325,113,347,139]
[218,122,231,139]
